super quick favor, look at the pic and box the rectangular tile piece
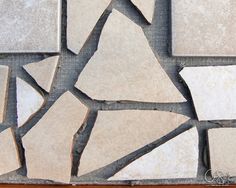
[0,0,61,53]
[171,0,236,56]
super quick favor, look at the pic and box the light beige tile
[0,65,9,124]
[23,56,59,93]
[75,10,186,103]
[0,128,21,176]
[109,127,198,180]
[78,110,189,176]
[22,91,88,183]
[67,0,111,54]
[172,0,236,56]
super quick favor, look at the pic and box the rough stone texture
[180,66,236,121]
[16,77,45,127]
[78,110,189,176]
[208,128,236,178]
[23,56,59,93]
[131,0,155,23]
[76,10,186,103]
[67,0,111,54]
[0,0,61,53]
[171,0,236,56]
[0,65,9,124]
[109,127,198,180]
[0,128,21,176]
[22,91,88,183]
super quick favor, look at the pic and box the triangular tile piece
[78,110,189,176]
[75,10,186,103]
[22,91,88,183]
[131,0,155,23]
[67,0,111,54]
[0,65,9,124]
[109,127,199,180]
[0,128,21,176]
[180,65,236,121]
[16,78,45,127]
[23,56,59,93]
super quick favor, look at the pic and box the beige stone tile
[171,0,236,56]
[16,78,45,127]
[75,10,186,103]
[131,0,155,23]
[78,110,189,176]
[67,0,111,54]
[109,127,198,180]
[23,56,59,93]
[208,128,236,177]
[0,128,21,176]
[180,66,236,121]
[0,65,9,124]
[22,91,88,183]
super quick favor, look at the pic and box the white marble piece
[16,78,45,127]
[208,128,236,178]
[109,127,199,180]
[180,66,236,121]
[131,0,155,23]
[78,110,189,176]
[172,0,236,56]
[0,65,9,124]
[22,91,88,183]
[67,0,111,54]
[23,56,59,93]
[0,128,21,176]
[75,10,186,103]
[0,0,61,53]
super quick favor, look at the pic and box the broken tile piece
[0,128,21,176]
[22,91,88,183]
[131,0,155,23]
[172,0,236,56]
[16,78,45,127]
[109,127,199,180]
[0,0,61,53]
[0,65,9,124]
[180,66,236,121]
[75,10,186,103]
[67,0,111,54]
[78,110,189,176]
[23,56,59,93]
[208,128,236,177]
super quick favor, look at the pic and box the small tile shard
[0,65,9,124]
[23,56,59,93]
[67,0,111,54]
[180,66,236,121]
[22,91,88,183]
[130,0,155,23]
[16,78,45,127]
[78,110,189,176]
[75,10,186,103]
[0,128,21,176]
[109,127,199,180]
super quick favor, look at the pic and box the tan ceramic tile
[22,91,88,183]
[0,128,21,176]
[75,10,186,103]
[67,0,111,54]
[172,0,236,56]
[109,127,199,180]
[0,65,9,124]
[23,56,59,93]
[78,110,189,176]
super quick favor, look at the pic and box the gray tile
[0,0,61,53]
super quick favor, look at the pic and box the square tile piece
[0,0,61,53]
[171,0,236,56]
